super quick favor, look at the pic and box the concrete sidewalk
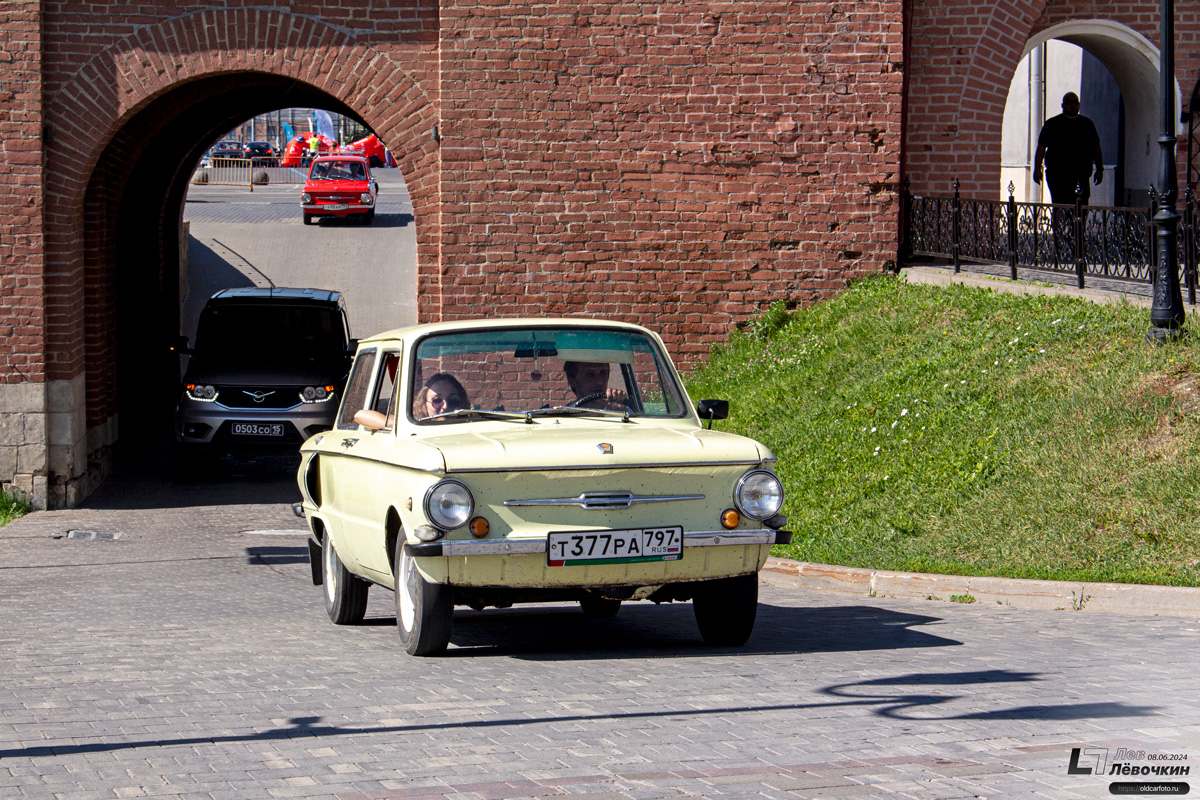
[901,264,1157,307]
[762,557,1200,618]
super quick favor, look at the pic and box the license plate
[547,526,683,566]
[232,423,284,437]
[324,203,348,211]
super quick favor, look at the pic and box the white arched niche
[1000,19,1181,206]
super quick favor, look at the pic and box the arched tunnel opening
[82,73,415,477]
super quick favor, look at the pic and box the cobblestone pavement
[3,469,1199,799]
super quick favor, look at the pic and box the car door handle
[341,437,359,448]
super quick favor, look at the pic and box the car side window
[370,352,402,430]
[337,349,377,429]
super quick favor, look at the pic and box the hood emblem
[597,443,613,454]
[243,390,275,403]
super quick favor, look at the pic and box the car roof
[311,155,369,164]
[361,317,658,343]
[206,287,342,306]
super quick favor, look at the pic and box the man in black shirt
[1033,92,1104,204]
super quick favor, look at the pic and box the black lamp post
[1149,0,1187,341]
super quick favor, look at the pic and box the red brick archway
[905,0,1200,198]
[40,9,439,503]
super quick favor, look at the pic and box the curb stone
[762,557,1200,618]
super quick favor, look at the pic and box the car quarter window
[337,349,377,429]
[369,352,402,429]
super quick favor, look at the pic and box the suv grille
[217,387,303,410]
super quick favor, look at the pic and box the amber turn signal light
[721,509,740,529]
[469,517,490,538]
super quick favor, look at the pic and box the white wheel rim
[399,551,417,631]
[323,540,338,605]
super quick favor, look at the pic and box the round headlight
[734,470,784,521]
[186,384,218,402]
[424,480,474,531]
[301,192,312,204]
[359,193,374,204]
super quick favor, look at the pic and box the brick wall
[0,1,45,386]
[439,0,905,363]
[7,0,905,505]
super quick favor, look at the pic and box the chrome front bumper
[404,529,792,557]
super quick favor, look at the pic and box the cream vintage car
[296,318,790,655]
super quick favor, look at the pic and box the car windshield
[308,160,366,181]
[410,327,688,422]
[194,304,346,360]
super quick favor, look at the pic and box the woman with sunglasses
[412,373,470,420]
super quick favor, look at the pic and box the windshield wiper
[522,406,631,422]
[426,409,530,422]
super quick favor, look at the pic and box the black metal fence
[901,180,1200,304]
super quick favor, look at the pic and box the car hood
[421,421,769,472]
[184,355,347,386]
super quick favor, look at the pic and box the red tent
[280,134,337,167]
[339,134,389,167]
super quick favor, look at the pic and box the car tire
[363,209,375,225]
[692,572,758,646]
[394,544,453,656]
[303,213,314,226]
[579,596,622,617]
[322,536,369,625]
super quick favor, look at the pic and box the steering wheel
[567,392,607,408]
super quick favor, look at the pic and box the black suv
[173,288,354,469]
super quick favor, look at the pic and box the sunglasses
[430,395,465,410]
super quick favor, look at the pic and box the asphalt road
[183,167,417,343]
[2,464,1199,799]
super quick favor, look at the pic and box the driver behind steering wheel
[563,360,627,410]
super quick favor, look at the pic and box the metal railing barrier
[190,157,309,188]
[900,179,1198,304]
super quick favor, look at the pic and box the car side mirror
[346,339,359,355]
[696,399,729,430]
[170,335,192,356]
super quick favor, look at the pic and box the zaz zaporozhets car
[296,318,790,655]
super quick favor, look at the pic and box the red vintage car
[300,155,379,226]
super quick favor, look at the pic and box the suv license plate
[547,526,683,566]
[233,423,284,437]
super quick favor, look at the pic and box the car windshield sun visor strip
[503,491,705,509]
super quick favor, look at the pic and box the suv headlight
[424,480,474,531]
[301,192,312,204]
[734,470,784,521]
[359,193,374,205]
[185,384,219,402]
[300,385,335,403]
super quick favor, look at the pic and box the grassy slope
[684,275,1200,586]
[0,490,28,527]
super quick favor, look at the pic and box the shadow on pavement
[308,211,413,228]
[82,448,301,510]
[418,601,962,659]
